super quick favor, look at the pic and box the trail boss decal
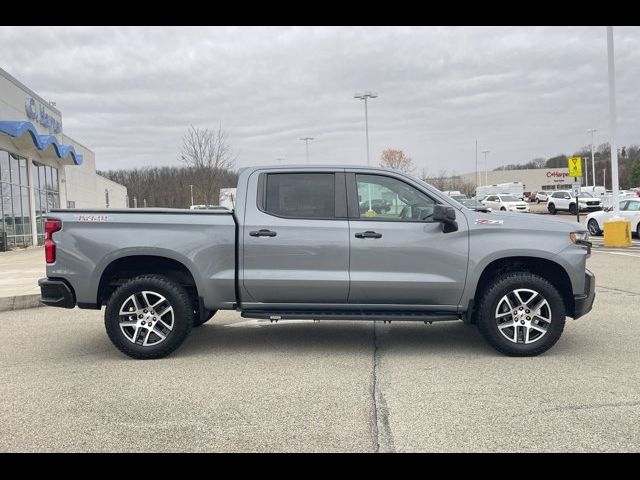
[475,219,504,226]
[76,215,109,222]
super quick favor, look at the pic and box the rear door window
[263,173,336,219]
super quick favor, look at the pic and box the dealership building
[458,167,576,193]
[1,67,127,250]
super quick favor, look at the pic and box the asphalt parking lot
[1,218,639,452]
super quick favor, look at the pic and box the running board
[241,310,461,322]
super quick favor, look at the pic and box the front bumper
[572,269,595,319]
[39,278,76,308]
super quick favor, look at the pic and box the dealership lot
[1,221,639,452]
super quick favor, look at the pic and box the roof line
[0,67,62,115]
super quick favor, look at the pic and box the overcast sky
[1,26,639,174]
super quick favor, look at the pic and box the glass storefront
[32,160,60,244]
[0,149,59,249]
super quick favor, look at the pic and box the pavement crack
[371,321,394,453]
[597,286,640,297]
[537,400,640,414]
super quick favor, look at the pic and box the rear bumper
[38,278,76,309]
[573,269,595,319]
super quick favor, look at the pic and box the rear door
[241,170,350,304]
[346,172,469,307]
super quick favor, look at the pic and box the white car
[586,198,640,237]
[481,194,530,213]
[536,191,550,203]
[547,190,602,215]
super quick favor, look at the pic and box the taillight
[45,219,62,264]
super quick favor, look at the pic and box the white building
[0,67,127,250]
[458,167,577,193]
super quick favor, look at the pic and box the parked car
[527,192,537,202]
[39,165,595,359]
[449,193,468,202]
[586,198,640,237]
[523,192,532,202]
[481,194,530,213]
[547,191,602,215]
[536,191,550,203]
[359,198,392,214]
[460,198,491,212]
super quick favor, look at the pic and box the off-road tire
[476,272,566,356]
[105,275,193,359]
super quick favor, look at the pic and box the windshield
[577,193,595,198]
[498,195,520,202]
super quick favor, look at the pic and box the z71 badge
[475,219,504,225]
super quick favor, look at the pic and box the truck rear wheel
[476,272,566,356]
[104,275,193,359]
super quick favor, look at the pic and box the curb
[0,294,45,313]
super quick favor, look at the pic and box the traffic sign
[572,182,581,197]
[568,156,583,177]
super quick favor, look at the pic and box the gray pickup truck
[39,165,595,359]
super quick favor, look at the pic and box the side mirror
[433,204,458,233]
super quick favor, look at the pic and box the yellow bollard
[603,218,632,247]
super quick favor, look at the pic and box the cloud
[1,26,639,174]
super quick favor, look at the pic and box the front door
[347,172,469,307]
[242,170,350,304]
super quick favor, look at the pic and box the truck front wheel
[104,275,193,359]
[476,272,566,356]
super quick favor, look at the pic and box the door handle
[249,229,277,237]
[355,231,382,239]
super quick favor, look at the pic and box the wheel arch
[97,254,201,308]
[469,256,574,322]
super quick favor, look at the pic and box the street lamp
[353,91,378,166]
[189,184,194,207]
[481,150,490,185]
[299,137,314,163]
[587,128,597,187]
[607,26,621,217]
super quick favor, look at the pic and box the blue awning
[0,120,83,165]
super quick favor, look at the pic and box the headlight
[570,231,590,244]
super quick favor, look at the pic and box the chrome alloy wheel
[118,291,174,346]
[495,289,552,345]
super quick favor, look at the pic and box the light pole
[189,184,194,207]
[607,26,621,217]
[475,140,479,187]
[587,128,597,187]
[354,91,378,166]
[299,137,313,163]
[481,150,490,185]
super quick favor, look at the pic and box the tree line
[99,125,238,208]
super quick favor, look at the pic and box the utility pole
[587,128,597,187]
[190,184,194,207]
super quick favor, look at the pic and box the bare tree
[179,125,237,204]
[379,149,415,174]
